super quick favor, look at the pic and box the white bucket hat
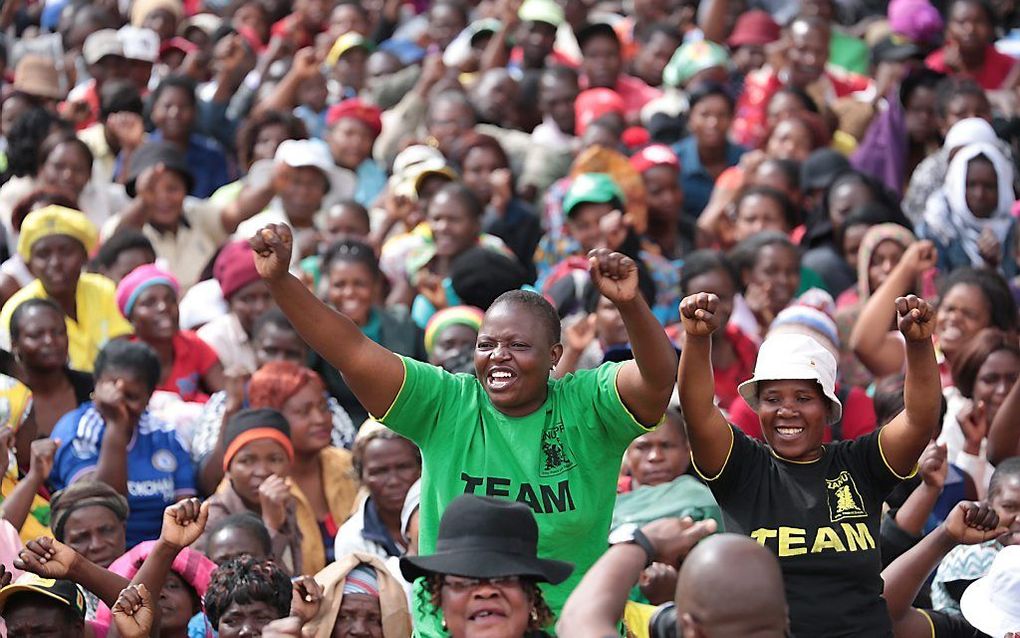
[737,333,843,424]
[273,139,355,202]
[961,545,1020,637]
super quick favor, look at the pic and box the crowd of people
[0,0,1018,635]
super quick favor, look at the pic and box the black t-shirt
[697,426,905,637]
[923,609,986,638]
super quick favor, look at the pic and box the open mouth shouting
[486,366,518,393]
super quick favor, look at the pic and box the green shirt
[379,356,652,634]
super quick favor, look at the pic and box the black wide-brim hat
[400,495,574,585]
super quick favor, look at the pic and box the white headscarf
[923,142,1015,268]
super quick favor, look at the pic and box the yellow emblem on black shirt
[825,471,867,522]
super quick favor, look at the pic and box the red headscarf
[248,361,326,411]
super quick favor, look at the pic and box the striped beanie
[768,288,840,357]
[424,306,484,356]
[342,564,380,597]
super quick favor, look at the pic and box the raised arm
[91,379,136,495]
[558,518,717,638]
[1,438,58,532]
[987,375,1020,465]
[588,250,677,426]
[16,537,130,608]
[882,502,1009,637]
[677,293,734,478]
[250,224,405,417]
[880,296,941,478]
[893,442,947,536]
[850,242,937,378]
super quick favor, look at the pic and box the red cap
[326,98,383,137]
[727,10,781,48]
[214,239,261,301]
[575,88,625,136]
[629,144,679,173]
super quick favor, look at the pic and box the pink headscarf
[95,541,217,636]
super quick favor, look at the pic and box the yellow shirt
[0,374,51,541]
[0,273,133,372]
[291,446,359,575]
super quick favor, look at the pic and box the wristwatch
[608,523,656,568]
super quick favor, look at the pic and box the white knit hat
[737,333,843,424]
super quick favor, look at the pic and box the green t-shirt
[379,356,653,635]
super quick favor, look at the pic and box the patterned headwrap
[662,40,729,88]
[424,306,484,356]
[342,564,380,598]
[854,223,916,301]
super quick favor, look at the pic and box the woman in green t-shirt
[249,222,678,631]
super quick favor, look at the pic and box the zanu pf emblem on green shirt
[825,471,867,522]
[540,421,576,478]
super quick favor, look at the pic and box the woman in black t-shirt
[677,292,942,637]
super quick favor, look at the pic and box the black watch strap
[630,528,657,568]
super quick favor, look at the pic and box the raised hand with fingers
[112,583,155,638]
[588,249,640,305]
[161,498,210,550]
[14,536,79,579]
[250,224,295,282]
[290,574,324,623]
[259,474,294,532]
[564,314,597,353]
[94,378,132,433]
[26,437,59,483]
[895,295,936,342]
[640,516,718,567]
[958,400,990,456]
[679,293,722,337]
[944,501,1014,545]
[900,240,938,277]
[919,441,949,490]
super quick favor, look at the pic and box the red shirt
[925,45,1017,90]
[135,330,220,403]
[714,325,759,411]
[729,384,877,442]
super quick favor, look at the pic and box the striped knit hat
[424,306,484,356]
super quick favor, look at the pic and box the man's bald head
[676,534,789,638]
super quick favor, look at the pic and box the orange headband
[223,428,295,472]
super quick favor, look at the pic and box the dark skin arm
[987,376,1020,465]
[16,536,130,608]
[882,502,1011,638]
[198,371,247,496]
[557,517,718,638]
[893,441,948,537]
[250,224,405,418]
[90,379,136,495]
[588,249,678,426]
[879,296,941,477]
[697,0,730,44]
[677,293,734,478]
[849,241,936,378]
[1,438,58,531]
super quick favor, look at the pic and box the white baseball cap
[961,545,1020,637]
[273,138,355,198]
[83,29,124,65]
[118,26,160,63]
[737,333,843,424]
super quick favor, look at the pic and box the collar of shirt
[361,496,403,556]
